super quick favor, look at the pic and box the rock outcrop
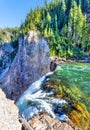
[0,43,14,75]
[0,31,51,101]
[28,113,79,130]
[50,57,66,71]
[0,88,21,130]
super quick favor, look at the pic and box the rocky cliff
[0,31,51,101]
[0,43,14,76]
[0,88,21,130]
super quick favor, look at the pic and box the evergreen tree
[20,0,90,58]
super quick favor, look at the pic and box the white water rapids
[16,72,69,121]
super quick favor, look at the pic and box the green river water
[52,62,90,129]
[55,62,90,111]
[17,62,90,130]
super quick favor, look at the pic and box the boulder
[28,113,80,130]
[50,57,66,71]
[0,31,51,101]
[0,88,21,130]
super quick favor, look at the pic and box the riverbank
[28,113,80,130]
[48,62,90,130]
[0,31,90,130]
[50,56,90,71]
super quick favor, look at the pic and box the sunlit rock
[28,113,79,130]
[0,31,51,101]
[0,88,21,130]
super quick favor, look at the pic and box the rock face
[0,31,51,101]
[0,88,21,130]
[28,113,79,130]
[0,43,14,75]
[50,57,66,71]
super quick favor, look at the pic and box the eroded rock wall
[0,31,51,101]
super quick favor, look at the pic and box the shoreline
[50,56,90,71]
[51,56,90,62]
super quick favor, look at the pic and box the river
[55,62,90,111]
[17,62,90,130]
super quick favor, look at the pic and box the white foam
[17,72,68,121]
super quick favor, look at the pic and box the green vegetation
[0,0,90,58]
[0,27,19,48]
[20,0,90,58]
[45,63,90,129]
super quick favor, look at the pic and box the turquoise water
[17,62,90,129]
[55,63,90,111]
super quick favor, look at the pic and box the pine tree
[69,1,88,55]
[20,0,90,58]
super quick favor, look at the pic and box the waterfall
[16,72,69,121]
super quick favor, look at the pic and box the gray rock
[0,43,14,72]
[0,31,51,101]
[0,88,21,130]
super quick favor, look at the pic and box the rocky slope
[0,88,21,130]
[0,87,79,130]
[0,31,51,101]
[28,113,79,130]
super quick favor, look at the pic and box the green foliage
[20,7,43,35]
[0,27,19,48]
[20,0,89,58]
[68,1,89,54]
[0,0,89,58]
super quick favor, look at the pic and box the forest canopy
[0,0,90,58]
